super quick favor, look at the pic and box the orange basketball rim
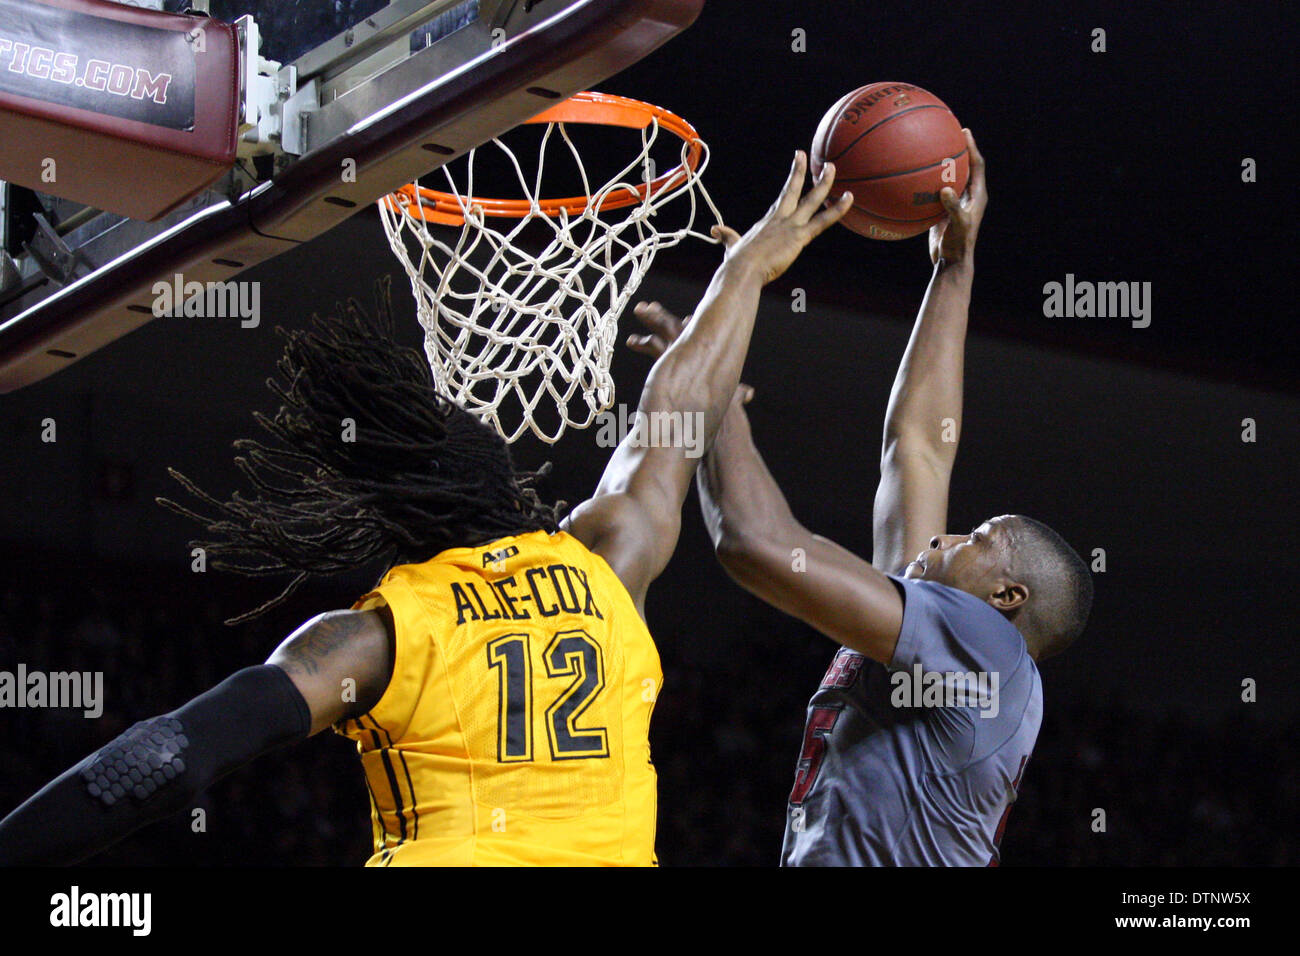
[382,91,705,226]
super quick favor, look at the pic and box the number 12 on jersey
[487,629,610,763]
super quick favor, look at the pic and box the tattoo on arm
[278,612,367,678]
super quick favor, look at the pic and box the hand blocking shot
[632,132,1094,866]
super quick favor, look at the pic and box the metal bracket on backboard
[23,214,85,287]
[235,16,289,157]
[281,75,319,157]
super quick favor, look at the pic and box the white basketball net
[379,113,722,443]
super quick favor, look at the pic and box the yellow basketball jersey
[335,529,662,866]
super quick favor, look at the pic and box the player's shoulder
[890,575,1029,658]
[893,576,1009,623]
[561,493,638,549]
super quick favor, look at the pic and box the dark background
[0,0,1296,865]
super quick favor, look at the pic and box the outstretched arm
[0,608,393,864]
[564,152,851,611]
[873,129,987,573]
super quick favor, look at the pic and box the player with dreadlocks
[161,276,564,626]
[0,153,852,866]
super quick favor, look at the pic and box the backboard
[0,0,705,391]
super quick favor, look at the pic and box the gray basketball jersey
[780,577,1042,866]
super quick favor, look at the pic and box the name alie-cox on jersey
[451,558,605,624]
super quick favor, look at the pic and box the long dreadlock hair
[158,276,561,624]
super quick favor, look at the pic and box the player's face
[903,516,1013,595]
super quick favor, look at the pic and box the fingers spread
[776,151,808,218]
[795,161,838,224]
[633,301,685,341]
[806,190,854,236]
[626,333,661,356]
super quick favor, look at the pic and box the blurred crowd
[1,556,1293,866]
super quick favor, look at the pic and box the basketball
[810,82,969,240]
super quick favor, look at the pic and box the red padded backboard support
[0,0,239,222]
